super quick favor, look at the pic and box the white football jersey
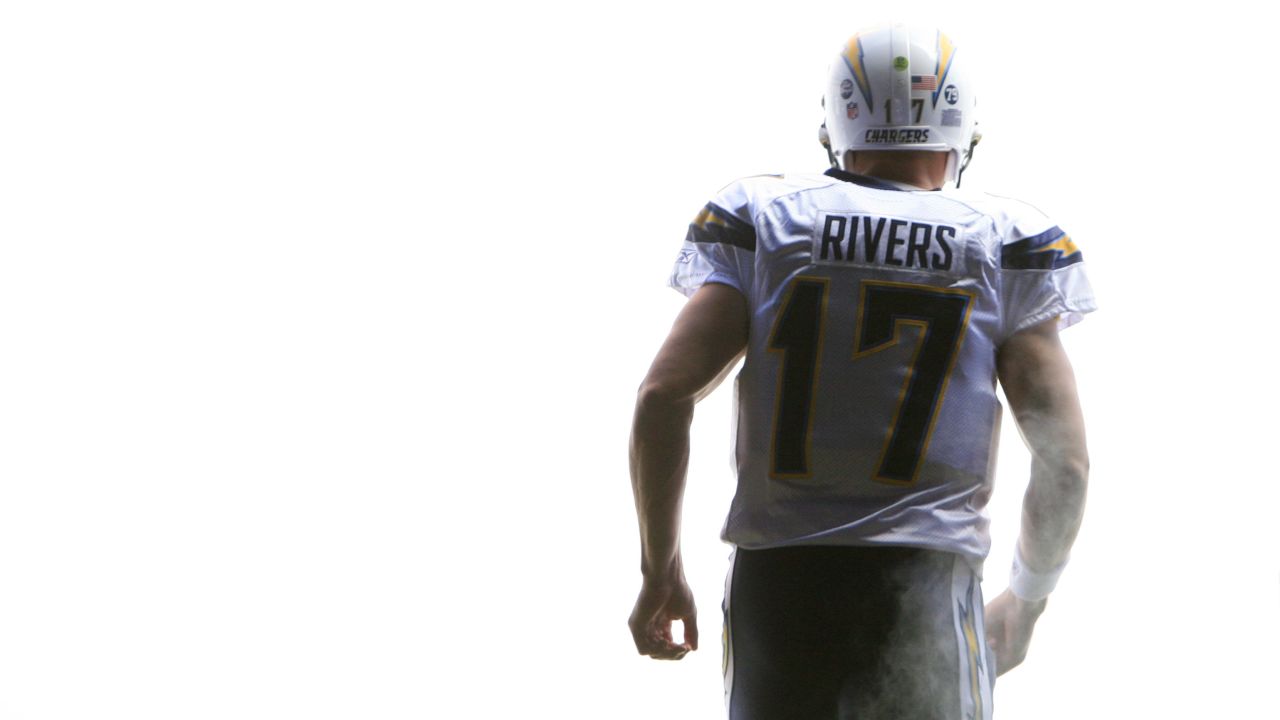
[670,169,1096,563]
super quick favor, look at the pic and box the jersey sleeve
[998,210,1097,340]
[668,182,757,297]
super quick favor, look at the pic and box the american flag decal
[911,74,937,90]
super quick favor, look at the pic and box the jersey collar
[823,168,936,192]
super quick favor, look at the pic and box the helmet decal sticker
[843,35,873,106]
[863,128,931,144]
[911,75,938,90]
[933,32,957,108]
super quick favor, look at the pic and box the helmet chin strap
[955,131,981,188]
[819,122,838,168]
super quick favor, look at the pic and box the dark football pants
[723,545,994,720]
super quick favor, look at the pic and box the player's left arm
[985,316,1089,675]
[628,281,748,660]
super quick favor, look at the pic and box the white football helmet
[820,24,980,185]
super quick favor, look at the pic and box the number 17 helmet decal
[820,24,981,186]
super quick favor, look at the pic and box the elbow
[1029,426,1089,482]
[1034,452,1089,496]
[1056,449,1089,482]
[634,380,695,420]
[1028,436,1088,482]
[1063,457,1090,494]
[630,380,697,459]
[1067,449,1090,485]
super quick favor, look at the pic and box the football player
[628,24,1094,720]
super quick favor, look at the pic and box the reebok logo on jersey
[863,128,931,144]
[813,212,959,273]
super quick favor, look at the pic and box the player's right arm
[628,281,748,660]
[985,317,1089,675]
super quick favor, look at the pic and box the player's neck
[844,150,947,190]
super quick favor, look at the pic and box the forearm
[630,387,695,579]
[1018,453,1088,572]
[984,405,1088,675]
[998,319,1089,584]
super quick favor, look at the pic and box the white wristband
[1008,545,1067,601]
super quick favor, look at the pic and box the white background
[1,1,1277,718]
